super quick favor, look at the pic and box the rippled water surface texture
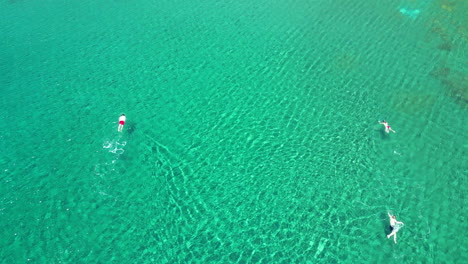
[0,0,466,263]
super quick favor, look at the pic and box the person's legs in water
[118,119,125,132]
[387,230,398,243]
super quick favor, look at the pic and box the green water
[1,0,466,263]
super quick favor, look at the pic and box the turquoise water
[1,0,466,263]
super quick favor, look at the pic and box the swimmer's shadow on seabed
[375,127,390,139]
[381,212,393,236]
[126,122,136,135]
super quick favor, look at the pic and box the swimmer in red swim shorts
[118,114,126,132]
[378,120,396,133]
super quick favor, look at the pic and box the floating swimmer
[118,114,126,132]
[387,212,404,244]
[378,120,396,133]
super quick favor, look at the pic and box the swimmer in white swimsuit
[387,212,404,243]
[118,114,126,132]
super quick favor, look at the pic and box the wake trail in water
[102,137,127,155]
[92,134,128,196]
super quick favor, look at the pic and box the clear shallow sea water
[0,0,466,263]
